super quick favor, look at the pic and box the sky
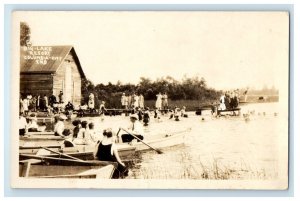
[15,11,289,90]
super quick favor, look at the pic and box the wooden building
[20,46,85,107]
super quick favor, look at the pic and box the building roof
[20,45,85,78]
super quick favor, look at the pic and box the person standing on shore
[43,94,48,111]
[138,93,144,109]
[127,94,132,109]
[124,95,129,110]
[88,92,95,113]
[162,92,168,111]
[155,92,162,110]
[49,93,57,107]
[121,93,127,109]
[19,112,27,136]
[20,95,24,114]
[99,101,107,121]
[36,94,40,110]
[58,91,64,104]
[22,96,29,116]
[219,92,226,111]
[133,93,139,109]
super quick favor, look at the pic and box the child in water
[143,107,150,126]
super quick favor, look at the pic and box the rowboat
[24,131,55,135]
[118,128,191,152]
[19,132,65,149]
[20,135,64,141]
[19,141,63,150]
[217,108,241,116]
[19,143,136,161]
[19,157,116,179]
[20,135,65,148]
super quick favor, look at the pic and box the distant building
[20,46,85,107]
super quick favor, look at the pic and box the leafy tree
[81,75,221,108]
[20,22,31,46]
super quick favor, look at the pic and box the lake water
[69,102,285,180]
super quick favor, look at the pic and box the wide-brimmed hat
[130,113,139,120]
[59,114,67,120]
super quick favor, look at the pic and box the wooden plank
[20,74,53,79]
[20,161,31,177]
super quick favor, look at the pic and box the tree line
[81,76,221,109]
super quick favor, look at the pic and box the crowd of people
[19,91,73,116]
[57,113,148,177]
[19,90,191,178]
[219,89,240,111]
[121,92,144,110]
[19,112,47,135]
[155,92,168,110]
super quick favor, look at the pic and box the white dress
[73,128,86,145]
[133,95,139,108]
[219,95,226,110]
[22,99,29,111]
[138,95,144,108]
[121,95,127,106]
[88,94,95,109]
[155,94,162,109]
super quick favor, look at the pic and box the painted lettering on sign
[23,46,62,65]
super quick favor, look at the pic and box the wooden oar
[114,128,122,143]
[121,128,163,154]
[40,146,84,161]
[116,128,121,136]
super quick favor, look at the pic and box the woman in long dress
[155,92,162,110]
[133,93,139,109]
[22,97,29,115]
[138,94,144,109]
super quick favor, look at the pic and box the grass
[192,156,276,180]
[127,152,278,180]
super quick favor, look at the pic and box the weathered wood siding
[53,53,82,107]
[20,74,53,96]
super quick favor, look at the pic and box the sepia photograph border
[4,3,295,197]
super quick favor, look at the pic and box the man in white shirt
[88,122,103,143]
[19,112,27,135]
[121,114,144,143]
[54,114,67,137]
